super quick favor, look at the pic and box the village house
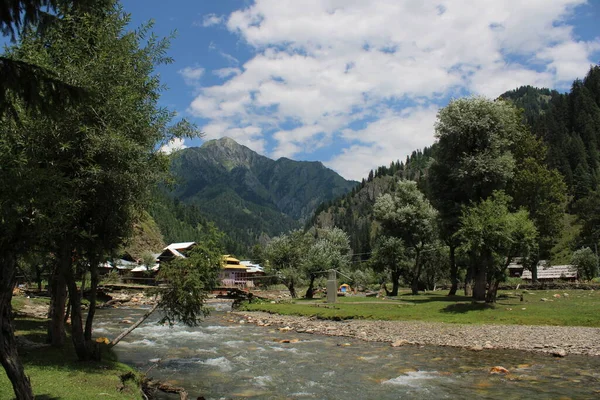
[508,259,578,281]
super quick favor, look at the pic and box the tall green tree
[428,97,525,296]
[456,192,537,302]
[374,180,438,295]
[302,227,351,299]
[571,247,598,281]
[369,236,408,296]
[265,230,312,298]
[2,0,198,379]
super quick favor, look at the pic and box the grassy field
[0,298,142,400]
[242,289,600,327]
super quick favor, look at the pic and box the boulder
[391,339,410,347]
[489,366,509,374]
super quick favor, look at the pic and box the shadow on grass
[35,395,61,400]
[397,294,473,304]
[440,302,495,314]
[13,317,121,373]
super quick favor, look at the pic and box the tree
[571,247,598,281]
[456,192,537,302]
[374,180,438,295]
[369,236,408,296]
[265,230,312,298]
[1,3,198,381]
[110,230,223,347]
[0,1,111,116]
[302,227,351,299]
[429,97,526,296]
[510,155,567,281]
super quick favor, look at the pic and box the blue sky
[121,0,600,180]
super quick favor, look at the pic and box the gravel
[234,311,600,357]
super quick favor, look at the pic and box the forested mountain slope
[311,148,434,259]
[501,66,600,201]
[152,137,357,254]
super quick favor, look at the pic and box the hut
[157,242,196,263]
[220,256,250,287]
[521,265,578,281]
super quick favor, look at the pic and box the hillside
[500,66,600,201]
[311,148,434,259]
[156,137,357,254]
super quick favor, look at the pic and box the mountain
[157,137,357,254]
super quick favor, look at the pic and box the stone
[391,339,410,347]
[470,345,484,352]
[552,349,567,357]
[489,366,509,374]
[120,319,133,324]
[278,326,293,332]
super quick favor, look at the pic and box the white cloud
[160,138,188,154]
[213,67,242,79]
[179,66,205,86]
[201,13,223,27]
[189,0,599,179]
[327,106,439,180]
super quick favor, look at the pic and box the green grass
[1,299,143,400]
[242,289,600,327]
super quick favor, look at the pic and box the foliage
[264,230,313,298]
[152,235,223,326]
[571,247,598,281]
[374,179,438,294]
[456,191,538,301]
[310,147,434,259]
[369,236,408,295]
[0,315,143,400]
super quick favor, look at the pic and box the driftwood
[109,301,159,347]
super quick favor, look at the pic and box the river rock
[120,319,133,324]
[391,339,410,347]
[489,366,509,374]
[470,345,484,351]
[552,349,567,357]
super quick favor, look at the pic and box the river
[94,305,600,399]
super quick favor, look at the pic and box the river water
[95,305,600,399]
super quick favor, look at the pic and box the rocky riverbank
[233,311,600,357]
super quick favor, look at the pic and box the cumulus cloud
[179,66,205,86]
[160,138,188,154]
[188,0,599,179]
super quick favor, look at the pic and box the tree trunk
[286,278,297,299]
[304,275,315,299]
[410,250,422,295]
[109,301,159,347]
[66,267,92,361]
[486,280,500,303]
[530,258,539,284]
[390,270,400,296]
[0,254,34,400]
[47,260,67,347]
[473,261,488,301]
[447,245,458,296]
[464,264,473,297]
[85,263,99,342]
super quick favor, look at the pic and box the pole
[326,269,337,304]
